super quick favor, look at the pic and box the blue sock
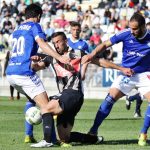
[140,103,150,134]
[25,101,35,136]
[89,94,115,134]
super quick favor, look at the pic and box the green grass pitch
[0,96,149,150]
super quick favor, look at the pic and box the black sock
[69,132,98,144]
[42,113,53,143]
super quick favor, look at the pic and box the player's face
[71,26,81,39]
[129,20,145,39]
[52,35,67,55]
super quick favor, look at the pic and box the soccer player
[6,4,69,148]
[30,31,132,147]
[82,12,150,146]
[24,21,89,143]
[68,21,89,54]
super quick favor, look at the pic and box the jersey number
[12,36,25,57]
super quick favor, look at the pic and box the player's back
[6,22,45,76]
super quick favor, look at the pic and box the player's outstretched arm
[92,58,134,76]
[36,38,70,64]
[81,40,112,64]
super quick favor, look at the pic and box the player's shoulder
[115,28,131,36]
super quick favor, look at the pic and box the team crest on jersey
[147,42,150,47]
[78,46,82,49]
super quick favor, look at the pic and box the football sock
[89,94,115,134]
[24,101,35,136]
[135,94,142,113]
[10,85,14,97]
[51,121,57,143]
[140,103,150,134]
[69,132,98,144]
[128,93,140,102]
[42,113,53,143]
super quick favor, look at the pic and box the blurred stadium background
[0,0,149,98]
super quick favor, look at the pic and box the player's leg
[138,91,150,146]
[10,85,14,100]
[17,91,20,100]
[138,75,150,146]
[69,132,103,144]
[7,74,54,147]
[88,89,123,135]
[134,94,142,118]
[88,75,132,135]
[24,100,36,143]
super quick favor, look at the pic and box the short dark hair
[130,12,145,26]
[70,21,81,28]
[51,32,67,40]
[25,4,43,19]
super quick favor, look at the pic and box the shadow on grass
[71,139,150,147]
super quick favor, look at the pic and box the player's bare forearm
[91,58,134,76]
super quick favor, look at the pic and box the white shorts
[6,74,46,99]
[111,72,150,98]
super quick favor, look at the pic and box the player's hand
[31,55,41,62]
[81,54,93,64]
[121,68,134,76]
[58,55,70,64]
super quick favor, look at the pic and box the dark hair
[51,32,67,40]
[25,4,43,19]
[70,21,81,28]
[130,12,145,26]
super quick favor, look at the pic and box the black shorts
[50,89,84,127]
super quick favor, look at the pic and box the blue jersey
[67,36,89,54]
[110,29,150,73]
[6,22,46,75]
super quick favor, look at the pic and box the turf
[0,96,149,150]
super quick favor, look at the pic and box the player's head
[129,12,146,39]
[51,32,68,55]
[70,21,81,39]
[25,4,43,22]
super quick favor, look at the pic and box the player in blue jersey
[30,31,132,147]
[6,4,69,148]
[68,21,89,54]
[82,12,150,146]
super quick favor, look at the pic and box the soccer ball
[25,107,42,125]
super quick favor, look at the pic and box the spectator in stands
[64,0,76,11]
[103,6,111,25]
[81,24,92,41]
[8,2,19,16]
[90,29,102,46]
[0,31,8,52]
[1,12,13,35]
[53,14,69,29]
[44,22,55,39]
[1,1,9,17]
[81,12,92,29]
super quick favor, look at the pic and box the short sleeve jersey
[110,29,150,73]
[6,21,46,75]
[67,36,89,54]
